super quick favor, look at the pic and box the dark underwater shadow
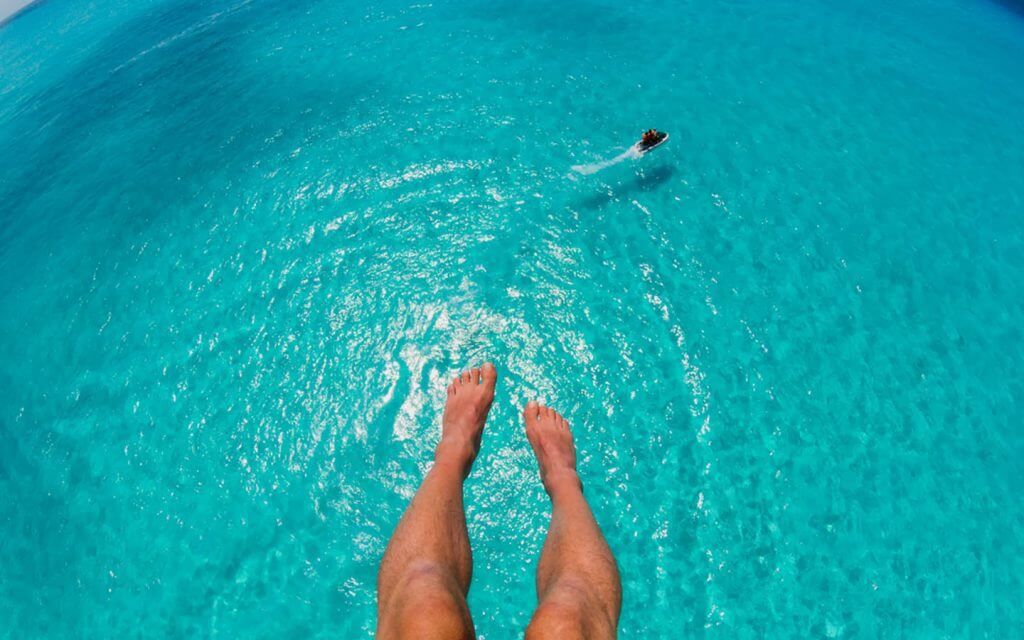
[989,0,1024,17]
[574,164,676,211]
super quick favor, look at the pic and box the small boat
[636,131,669,154]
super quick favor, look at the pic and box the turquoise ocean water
[2,0,1023,637]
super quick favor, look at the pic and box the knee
[380,563,474,640]
[525,601,588,640]
[395,607,472,640]
[526,576,619,640]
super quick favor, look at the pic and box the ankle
[543,468,582,497]
[433,436,477,476]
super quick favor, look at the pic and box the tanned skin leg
[376,363,497,640]
[522,402,622,640]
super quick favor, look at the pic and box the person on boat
[641,129,660,145]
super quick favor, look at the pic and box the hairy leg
[523,402,622,640]
[376,363,497,640]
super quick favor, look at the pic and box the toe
[481,363,497,390]
[471,368,482,384]
[524,401,539,423]
[461,371,473,384]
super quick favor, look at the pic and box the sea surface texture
[1,0,1023,637]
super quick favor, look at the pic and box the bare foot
[523,401,583,495]
[435,363,497,475]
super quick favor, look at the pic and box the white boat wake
[571,145,642,175]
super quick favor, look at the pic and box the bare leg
[523,402,622,640]
[376,363,497,640]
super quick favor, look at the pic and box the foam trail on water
[572,145,641,175]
